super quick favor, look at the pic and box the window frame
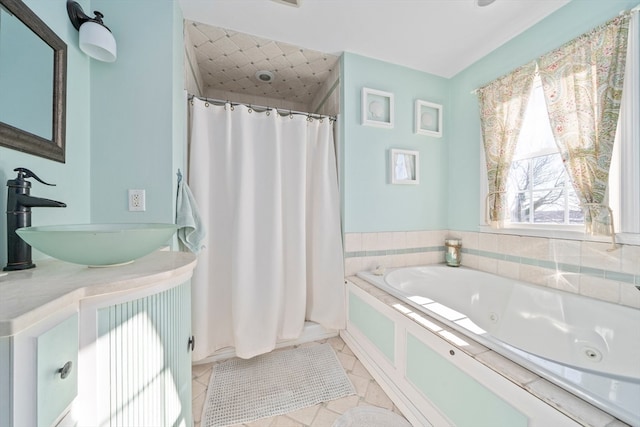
[508,153,579,227]
[480,125,637,243]
[479,12,639,246]
[506,78,582,228]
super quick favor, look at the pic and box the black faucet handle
[13,168,56,186]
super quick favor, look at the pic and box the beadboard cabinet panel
[96,281,192,427]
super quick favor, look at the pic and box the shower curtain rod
[188,94,336,121]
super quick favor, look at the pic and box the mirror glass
[0,6,54,139]
[0,0,67,162]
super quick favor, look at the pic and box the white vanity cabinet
[0,251,197,427]
[0,307,79,427]
[78,280,193,427]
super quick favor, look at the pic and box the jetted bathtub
[357,265,640,426]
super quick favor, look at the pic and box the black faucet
[4,168,66,271]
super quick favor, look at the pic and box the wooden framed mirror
[0,0,67,163]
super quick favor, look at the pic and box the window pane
[507,154,583,225]
[508,159,530,191]
[568,190,584,224]
[505,76,584,227]
[532,154,565,190]
[532,189,565,223]
[514,80,557,158]
[508,192,531,223]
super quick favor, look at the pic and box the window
[505,76,584,226]
[479,12,639,243]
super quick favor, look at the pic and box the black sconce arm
[66,0,111,32]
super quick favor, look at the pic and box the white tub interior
[357,265,640,426]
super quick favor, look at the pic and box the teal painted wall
[0,0,184,267]
[341,53,449,233]
[90,0,184,224]
[342,0,639,234]
[0,0,91,266]
[2,0,636,265]
[171,0,186,223]
[447,0,640,231]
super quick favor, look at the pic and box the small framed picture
[415,100,442,137]
[390,149,419,185]
[362,87,394,128]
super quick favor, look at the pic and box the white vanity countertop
[0,251,197,337]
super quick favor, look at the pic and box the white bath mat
[201,343,355,427]
[333,406,412,427]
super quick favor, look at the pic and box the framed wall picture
[415,99,442,137]
[390,149,419,185]
[362,87,394,128]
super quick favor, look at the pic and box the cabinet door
[97,281,192,427]
[37,313,78,427]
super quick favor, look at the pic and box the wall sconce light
[66,0,116,62]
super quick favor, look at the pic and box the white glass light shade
[79,21,116,62]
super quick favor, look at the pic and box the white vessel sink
[16,223,178,266]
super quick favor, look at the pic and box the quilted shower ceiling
[186,20,339,105]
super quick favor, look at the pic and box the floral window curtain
[538,14,631,235]
[477,61,537,228]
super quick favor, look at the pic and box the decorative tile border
[462,248,638,285]
[343,230,640,301]
[346,245,638,287]
[345,246,443,259]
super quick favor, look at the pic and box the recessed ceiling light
[255,70,274,82]
[477,0,496,6]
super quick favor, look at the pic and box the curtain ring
[266,109,271,116]
[230,105,235,111]
[248,105,253,113]
[307,115,313,122]
[319,118,324,123]
[204,102,209,107]
[289,111,294,119]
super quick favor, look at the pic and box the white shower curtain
[189,98,345,360]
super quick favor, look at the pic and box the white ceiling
[178,0,572,79]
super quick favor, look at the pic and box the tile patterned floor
[192,336,408,427]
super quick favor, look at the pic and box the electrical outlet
[128,189,145,211]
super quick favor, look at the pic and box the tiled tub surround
[345,276,632,427]
[344,231,640,309]
[344,231,448,277]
